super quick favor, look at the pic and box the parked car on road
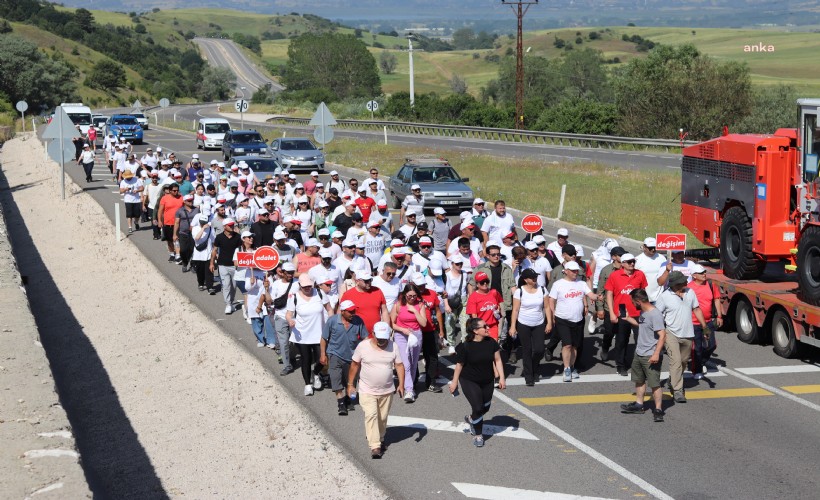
[388,156,473,214]
[222,129,268,161]
[196,118,231,150]
[269,137,325,172]
[132,112,149,130]
[91,114,108,134]
[106,114,144,144]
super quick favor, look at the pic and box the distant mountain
[58,1,819,26]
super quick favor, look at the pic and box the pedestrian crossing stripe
[387,416,538,440]
[452,482,618,500]
[517,386,820,406]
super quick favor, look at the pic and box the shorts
[236,281,247,294]
[328,355,351,392]
[162,225,174,241]
[630,355,662,388]
[555,317,584,348]
[125,202,142,218]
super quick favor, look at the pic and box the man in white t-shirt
[372,262,402,312]
[525,241,553,287]
[308,247,341,296]
[657,250,699,286]
[480,200,515,251]
[412,236,448,276]
[635,237,667,303]
[447,219,481,257]
[268,262,298,376]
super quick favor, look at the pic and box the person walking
[619,289,668,422]
[287,274,333,396]
[448,317,506,448]
[595,246,626,361]
[173,194,200,272]
[390,283,428,403]
[348,322,404,459]
[443,254,467,354]
[144,172,163,240]
[119,169,144,234]
[77,143,95,183]
[320,300,368,415]
[269,262,297,375]
[548,261,599,382]
[191,214,216,293]
[210,218,241,315]
[341,269,390,335]
[509,268,551,386]
[605,253,648,376]
[158,183,184,262]
[688,264,723,379]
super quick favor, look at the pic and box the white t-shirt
[120,178,142,204]
[549,279,592,323]
[412,250,448,275]
[363,232,387,267]
[372,275,402,312]
[515,286,547,327]
[191,223,215,261]
[270,278,297,319]
[245,270,268,319]
[399,223,418,240]
[287,290,329,344]
[308,263,341,295]
[444,271,467,301]
[447,237,481,257]
[480,211,515,242]
[635,252,667,302]
[530,256,553,287]
[333,254,367,283]
[668,259,698,284]
[79,150,95,163]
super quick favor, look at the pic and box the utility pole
[502,0,538,130]
[406,33,418,108]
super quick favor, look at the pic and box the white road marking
[23,449,80,459]
[28,482,64,497]
[715,365,820,413]
[453,483,616,500]
[387,415,538,441]
[38,431,73,439]
[504,369,725,386]
[736,364,820,375]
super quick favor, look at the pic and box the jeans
[82,161,94,180]
[394,331,421,394]
[274,316,292,370]
[420,330,439,388]
[614,317,639,370]
[360,392,393,450]
[665,334,693,392]
[218,265,236,307]
[690,322,717,375]
[149,208,161,239]
[251,317,265,344]
[517,321,546,383]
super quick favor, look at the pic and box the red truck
[680,98,820,358]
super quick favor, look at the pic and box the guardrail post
[557,184,567,220]
[384,126,388,145]
[115,203,122,241]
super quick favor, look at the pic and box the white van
[196,118,231,150]
[60,103,93,135]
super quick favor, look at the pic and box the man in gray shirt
[655,271,710,403]
[320,300,369,416]
[620,289,667,422]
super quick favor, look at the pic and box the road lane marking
[519,387,772,406]
[715,365,820,413]
[737,365,820,375]
[490,391,674,500]
[387,416,538,441]
[452,483,617,500]
[505,370,725,386]
[782,384,820,395]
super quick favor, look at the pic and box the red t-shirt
[341,287,386,335]
[160,194,184,226]
[604,269,648,317]
[355,197,376,223]
[688,280,719,323]
[420,289,440,333]
[466,289,503,332]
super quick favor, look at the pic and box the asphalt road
[43,124,820,499]
[192,38,282,93]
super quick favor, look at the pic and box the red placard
[521,214,543,234]
[655,233,687,251]
[236,252,255,268]
[253,246,280,271]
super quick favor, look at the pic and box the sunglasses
[453,262,463,266]
[477,280,490,285]
[405,294,418,299]
[359,279,372,283]
[260,213,269,217]
[487,253,501,257]
[384,272,396,277]
[623,260,636,264]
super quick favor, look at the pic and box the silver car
[270,138,325,172]
[387,156,473,214]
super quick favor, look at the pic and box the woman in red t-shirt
[465,272,503,341]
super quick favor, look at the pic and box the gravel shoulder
[0,134,385,498]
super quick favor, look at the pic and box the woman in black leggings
[448,317,506,448]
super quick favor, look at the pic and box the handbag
[446,273,465,310]
[272,281,294,309]
[194,228,211,251]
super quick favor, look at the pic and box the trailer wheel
[720,206,765,280]
[770,309,798,358]
[797,225,820,305]
[734,298,759,344]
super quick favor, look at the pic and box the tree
[452,28,476,50]
[534,97,618,135]
[379,51,397,74]
[735,84,798,134]
[559,48,610,101]
[251,83,276,105]
[0,34,77,109]
[197,67,235,101]
[134,23,146,34]
[613,44,752,139]
[449,74,468,95]
[282,33,381,101]
[74,8,94,32]
[88,59,126,91]
[0,20,12,34]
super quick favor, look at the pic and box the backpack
[545,249,561,269]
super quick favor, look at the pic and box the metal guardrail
[268,116,694,152]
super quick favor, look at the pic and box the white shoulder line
[387,416,538,441]
[453,482,617,500]
[716,365,820,413]
[736,364,820,375]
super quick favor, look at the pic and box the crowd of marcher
[76,132,720,455]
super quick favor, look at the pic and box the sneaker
[652,409,665,422]
[404,391,415,403]
[128,227,134,234]
[208,289,216,295]
[617,367,629,377]
[544,350,554,362]
[370,449,382,459]
[337,402,348,416]
[534,374,541,382]
[168,255,175,262]
[279,366,293,376]
[181,265,189,273]
[600,348,609,362]
[448,346,456,355]
[135,223,140,230]
[674,390,687,403]
[563,367,572,382]
[198,285,206,291]
[256,342,264,347]
[175,257,183,264]
[304,385,314,396]
[313,374,323,390]
[246,317,252,325]
[587,319,597,334]
[473,436,485,448]
[428,384,442,393]
[571,369,580,379]
[345,396,355,411]
[224,305,233,314]
[620,402,646,414]
[525,381,535,387]
[266,344,276,349]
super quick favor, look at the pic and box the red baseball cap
[475,272,489,282]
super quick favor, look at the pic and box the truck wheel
[770,309,798,358]
[720,206,765,280]
[796,225,820,305]
[734,298,759,344]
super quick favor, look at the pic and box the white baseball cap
[330,170,339,176]
[240,230,254,238]
[621,253,636,262]
[317,228,330,236]
[310,171,319,176]
[557,228,569,237]
[305,238,320,248]
[433,207,446,215]
[331,230,344,239]
[411,272,426,286]
[644,237,657,247]
[448,254,464,264]
[192,153,200,159]
[373,321,392,339]
[340,300,357,311]
[564,260,581,272]
[473,198,485,205]
[692,264,707,274]
[282,262,296,272]
[274,229,287,240]
[525,241,538,250]
[428,260,443,276]
[355,269,373,280]
[533,235,546,244]
[411,184,421,190]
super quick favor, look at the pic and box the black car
[221,129,268,161]
[229,156,282,177]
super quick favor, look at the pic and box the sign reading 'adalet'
[521,214,543,234]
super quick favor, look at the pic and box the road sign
[309,102,337,126]
[521,214,543,234]
[253,246,280,271]
[655,233,687,252]
[43,106,81,140]
[236,251,255,268]
[47,139,76,165]
[159,98,170,108]
[235,99,249,113]
[313,126,334,145]
[15,101,28,113]
[366,100,379,112]
[132,99,143,109]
